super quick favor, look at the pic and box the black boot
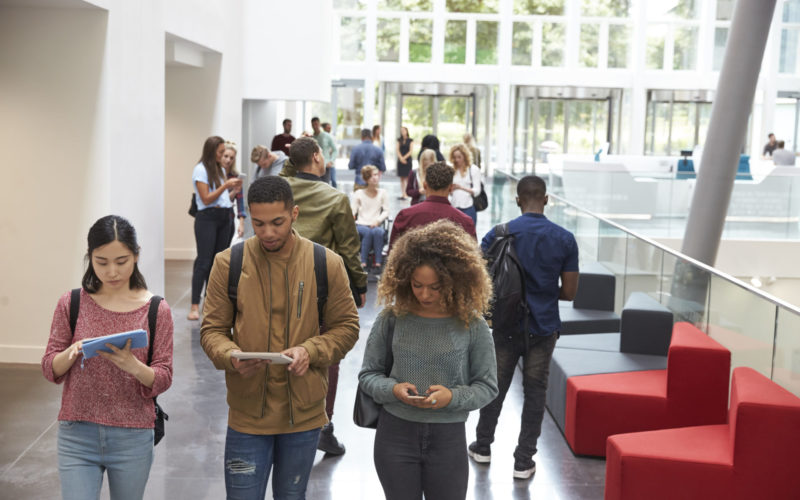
[317,422,346,455]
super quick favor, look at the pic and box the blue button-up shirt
[348,140,386,185]
[481,212,579,336]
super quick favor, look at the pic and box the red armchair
[605,367,800,500]
[564,322,730,456]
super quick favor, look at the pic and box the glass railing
[535,158,800,241]
[494,170,800,398]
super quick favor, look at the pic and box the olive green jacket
[280,163,367,293]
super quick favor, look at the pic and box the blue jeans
[224,426,320,500]
[58,421,154,500]
[356,224,385,265]
[458,205,477,226]
[475,332,558,464]
[374,410,468,500]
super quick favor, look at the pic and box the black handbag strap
[384,314,395,376]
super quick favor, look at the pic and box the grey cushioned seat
[620,292,674,356]
[559,307,620,335]
[555,333,621,351]
[546,347,668,434]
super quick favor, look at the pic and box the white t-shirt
[351,189,389,227]
[193,163,233,211]
[450,165,482,209]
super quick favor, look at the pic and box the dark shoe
[468,441,491,463]
[513,459,536,479]
[318,423,345,455]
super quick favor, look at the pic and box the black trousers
[374,409,468,500]
[191,207,232,304]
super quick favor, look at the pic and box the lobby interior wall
[164,55,223,260]
[0,7,110,364]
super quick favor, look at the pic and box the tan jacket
[200,232,359,432]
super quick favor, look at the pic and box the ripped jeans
[224,426,321,500]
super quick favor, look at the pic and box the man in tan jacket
[201,175,359,499]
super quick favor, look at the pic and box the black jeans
[374,410,468,500]
[191,207,233,304]
[475,332,558,464]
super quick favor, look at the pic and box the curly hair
[448,143,473,173]
[361,164,379,182]
[378,219,492,324]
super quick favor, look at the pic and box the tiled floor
[0,174,606,499]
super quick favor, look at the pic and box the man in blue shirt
[348,128,385,189]
[468,175,579,480]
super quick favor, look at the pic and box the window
[409,19,433,63]
[512,22,533,66]
[646,26,667,69]
[334,0,366,9]
[608,25,629,68]
[579,24,600,68]
[514,0,564,15]
[476,21,499,65]
[445,20,467,64]
[378,0,432,10]
[780,28,799,74]
[713,27,728,71]
[582,0,630,17]
[377,18,401,62]
[716,0,735,20]
[784,0,800,22]
[673,26,698,70]
[340,17,366,61]
[542,22,565,67]
[447,0,498,13]
[649,0,697,20]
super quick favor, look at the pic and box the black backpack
[69,289,168,445]
[228,241,328,326]
[484,223,530,342]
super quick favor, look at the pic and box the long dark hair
[199,136,226,189]
[82,215,147,293]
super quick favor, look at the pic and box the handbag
[188,193,198,217]
[353,314,395,429]
[470,168,488,212]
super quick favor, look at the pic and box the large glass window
[579,24,600,68]
[673,26,698,70]
[514,0,564,15]
[334,0,366,9]
[409,19,433,63]
[512,22,533,66]
[608,25,629,68]
[780,28,799,74]
[582,0,630,17]
[567,100,609,154]
[438,96,471,152]
[447,0,498,13]
[377,18,401,62]
[784,0,800,22]
[542,22,565,67]
[445,20,467,64]
[340,17,366,61]
[713,27,728,71]
[646,25,667,69]
[401,95,433,145]
[378,0,432,10]
[476,21,499,65]
[716,0,735,20]
[650,0,697,20]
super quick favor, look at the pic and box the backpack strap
[384,313,395,375]
[228,241,245,321]
[494,222,509,239]
[313,243,328,327]
[69,288,81,335]
[146,296,163,365]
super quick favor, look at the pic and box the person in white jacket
[449,143,482,226]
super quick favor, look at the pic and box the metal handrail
[496,169,800,316]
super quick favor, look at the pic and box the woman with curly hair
[449,143,482,226]
[358,219,498,500]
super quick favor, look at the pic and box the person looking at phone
[221,141,246,242]
[200,176,359,499]
[358,219,498,500]
[188,136,242,321]
[41,215,174,500]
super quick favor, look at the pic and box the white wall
[0,6,109,363]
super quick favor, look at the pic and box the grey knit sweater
[358,310,498,423]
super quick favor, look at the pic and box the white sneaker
[513,461,536,480]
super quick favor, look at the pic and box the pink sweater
[41,289,174,429]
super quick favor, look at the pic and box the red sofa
[605,367,800,500]
[564,322,730,456]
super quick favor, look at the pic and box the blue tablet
[81,329,148,360]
